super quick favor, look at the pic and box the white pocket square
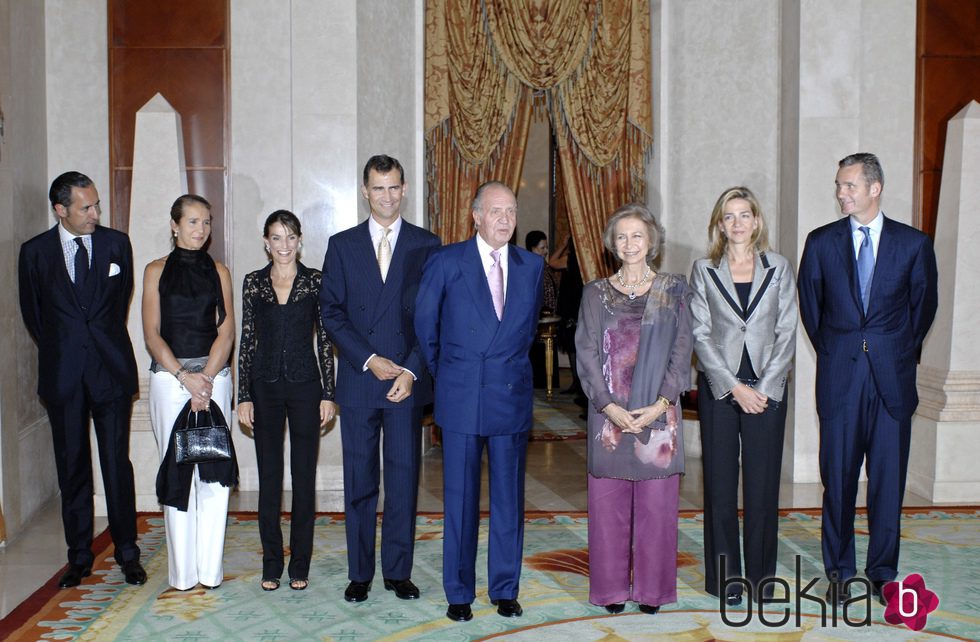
[108,262,122,277]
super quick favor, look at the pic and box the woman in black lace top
[237,210,336,592]
[142,194,236,591]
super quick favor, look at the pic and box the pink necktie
[489,249,504,320]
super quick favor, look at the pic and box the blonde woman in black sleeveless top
[142,194,236,591]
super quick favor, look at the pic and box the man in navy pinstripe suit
[798,153,937,606]
[321,155,441,603]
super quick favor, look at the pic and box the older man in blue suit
[321,155,441,603]
[798,153,938,606]
[415,181,544,623]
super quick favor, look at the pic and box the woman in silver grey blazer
[690,186,798,606]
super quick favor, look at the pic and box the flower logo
[882,573,939,631]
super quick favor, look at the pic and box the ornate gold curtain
[425,0,653,282]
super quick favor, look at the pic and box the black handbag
[173,401,232,465]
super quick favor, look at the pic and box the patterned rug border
[474,610,980,642]
[3,506,978,639]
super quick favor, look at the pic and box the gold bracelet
[658,395,672,409]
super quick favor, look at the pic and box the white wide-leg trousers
[149,369,232,590]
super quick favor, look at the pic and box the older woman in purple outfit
[575,203,693,615]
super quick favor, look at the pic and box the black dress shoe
[58,564,92,588]
[345,580,371,602]
[638,604,660,615]
[604,603,625,614]
[726,592,743,606]
[383,578,420,599]
[446,603,473,622]
[825,581,850,606]
[122,560,147,586]
[870,579,889,606]
[492,598,523,617]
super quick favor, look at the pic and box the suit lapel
[705,259,744,321]
[462,238,500,335]
[46,225,84,310]
[499,246,526,329]
[743,252,776,321]
[88,227,110,308]
[868,215,896,313]
[832,218,864,314]
[350,221,384,314]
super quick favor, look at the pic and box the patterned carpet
[2,508,978,641]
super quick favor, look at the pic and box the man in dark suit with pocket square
[18,171,146,588]
[798,153,938,606]
[321,155,441,603]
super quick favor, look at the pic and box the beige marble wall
[650,0,918,484]
[4,0,951,533]
[43,0,110,202]
[229,0,359,493]
[356,0,424,226]
[1,0,58,540]
[787,0,917,484]
[650,0,782,279]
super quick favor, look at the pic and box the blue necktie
[857,226,874,312]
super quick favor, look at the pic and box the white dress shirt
[59,222,92,283]
[369,215,402,256]
[850,210,883,261]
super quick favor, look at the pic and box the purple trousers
[587,473,680,606]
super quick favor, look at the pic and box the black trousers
[46,375,139,568]
[251,378,323,579]
[698,372,787,599]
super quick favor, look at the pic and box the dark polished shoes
[58,564,92,588]
[825,581,851,606]
[492,598,523,617]
[870,579,889,606]
[344,580,371,602]
[383,578,420,600]
[604,603,625,614]
[726,592,743,606]
[638,603,661,615]
[122,560,147,585]
[446,603,473,622]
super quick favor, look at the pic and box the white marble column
[782,0,917,488]
[910,101,980,502]
[95,93,189,514]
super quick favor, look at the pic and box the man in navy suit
[18,171,146,588]
[415,181,544,622]
[321,155,441,603]
[798,153,938,606]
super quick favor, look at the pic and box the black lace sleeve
[237,271,260,403]
[310,270,335,400]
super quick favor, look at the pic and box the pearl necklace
[617,266,652,300]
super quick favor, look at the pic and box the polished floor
[0,382,936,620]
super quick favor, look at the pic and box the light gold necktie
[377,227,392,282]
